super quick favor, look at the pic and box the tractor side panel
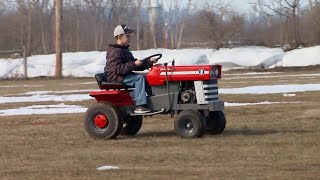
[90,90,134,107]
[148,82,180,111]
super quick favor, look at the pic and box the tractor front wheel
[206,111,226,135]
[174,110,207,138]
[121,116,143,136]
[84,102,123,140]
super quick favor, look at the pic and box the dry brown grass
[0,71,320,179]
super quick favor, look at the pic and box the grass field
[0,70,320,179]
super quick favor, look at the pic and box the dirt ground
[0,70,320,179]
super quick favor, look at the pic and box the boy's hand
[135,59,143,66]
[150,57,159,63]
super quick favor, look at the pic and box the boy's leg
[123,74,148,106]
[145,78,153,96]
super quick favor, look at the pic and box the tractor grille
[203,80,219,102]
[194,80,219,104]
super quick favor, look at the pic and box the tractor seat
[95,73,131,90]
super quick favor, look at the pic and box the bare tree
[0,1,5,15]
[136,0,144,50]
[308,0,320,44]
[197,1,233,49]
[161,0,193,49]
[176,0,192,49]
[66,0,83,51]
[26,3,32,56]
[149,0,160,48]
[23,0,54,54]
[0,0,319,56]
[256,0,302,47]
[82,0,108,50]
[11,0,34,55]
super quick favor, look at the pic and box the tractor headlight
[210,66,220,78]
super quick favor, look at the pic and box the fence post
[55,0,63,79]
[22,46,28,79]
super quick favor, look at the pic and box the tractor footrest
[130,109,165,116]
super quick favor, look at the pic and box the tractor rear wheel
[84,102,123,139]
[174,110,207,138]
[206,111,226,135]
[121,116,143,136]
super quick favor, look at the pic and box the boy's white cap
[114,25,135,37]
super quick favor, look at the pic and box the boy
[104,25,158,113]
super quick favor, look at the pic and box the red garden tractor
[84,54,226,139]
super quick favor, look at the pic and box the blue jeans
[123,74,151,106]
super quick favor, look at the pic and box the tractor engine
[179,81,196,104]
[145,64,223,112]
[179,80,219,104]
[180,90,195,104]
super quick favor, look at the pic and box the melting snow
[21,89,94,95]
[0,83,319,105]
[0,85,45,88]
[23,91,53,95]
[96,166,120,171]
[220,84,320,94]
[0,100,303,116]
[225,101,301,107]
[1,46,320,78]
[224,73,320,80]
[224,72,283,76]
[0,94,92,104]
[0,103,87,116]
[0,82,96,88]
[283,93,296,97]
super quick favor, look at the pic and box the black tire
[84,102,123,140]
[206,111,226,135]
[174,110,207,138]
[121,116,143,136]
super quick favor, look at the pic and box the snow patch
[0,94,92,104]
[0,103,87,116]
[281,46,320,67]
[220,84,320,94]
[23,91,53,95]
[283,93,296,97]
[96,166,120,171]
[0,100,302,116]
[75,82,96,85]
[0,85,45,88]
[1,46,319,78]
[224,73,320,80]
[1,83,318,104]
[224,72,283,76]
[21,89,94,95]
[225,101,301,107]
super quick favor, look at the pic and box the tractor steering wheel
[141,54,162,62]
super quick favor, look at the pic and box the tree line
[0,0,319,57]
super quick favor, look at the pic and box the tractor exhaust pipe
[164,62,171,112]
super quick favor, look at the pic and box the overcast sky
[232,0,253,11]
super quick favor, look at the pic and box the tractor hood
[146,64,222,86]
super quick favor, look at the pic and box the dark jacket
[104,44,152,82]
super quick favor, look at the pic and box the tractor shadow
[138,131,177,138]
[222,128,312,137]
[137,129,312,138]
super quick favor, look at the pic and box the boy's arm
[134,59,153,71]
[108,49,136,75]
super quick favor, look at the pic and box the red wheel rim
[94,114,109,129]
